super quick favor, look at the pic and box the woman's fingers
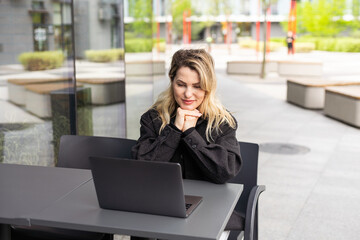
[176,108,202,131]
[185,113,202,118]
[178,108,202,117]
[183,115,199,131]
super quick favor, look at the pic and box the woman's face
[172,67,205,111]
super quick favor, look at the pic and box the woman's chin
[180,105,195,111]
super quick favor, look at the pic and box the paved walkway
[209,46,360,240]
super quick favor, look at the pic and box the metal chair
[11,135,137,240]
[228,142,266,240]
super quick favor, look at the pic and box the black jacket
[132,108,244,230]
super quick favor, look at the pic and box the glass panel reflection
[125,0,168,140]
[0,0,75,166]
[74,0,126,138]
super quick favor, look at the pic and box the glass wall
[124,0,168,139]
[73,0,126,139]
[0,0,126,166]
[0,0,185,165]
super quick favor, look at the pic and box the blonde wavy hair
[152,48,236,141]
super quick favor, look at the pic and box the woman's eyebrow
[176,79,185,83]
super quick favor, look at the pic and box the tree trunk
[260,6,268,79]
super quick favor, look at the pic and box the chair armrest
[244,185,266,240]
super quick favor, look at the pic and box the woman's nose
[184,88,193,98]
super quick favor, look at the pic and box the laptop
[89,156,203,218]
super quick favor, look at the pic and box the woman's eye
[194,85,201,89]
[177,83,185,87]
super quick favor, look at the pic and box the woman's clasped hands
[174,107,202,132]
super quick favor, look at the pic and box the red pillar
[166,22,172,44]
[256,0,261,54]
[288,0,297,53]
[156,0,160,51]
[266,7,271,53]
[187,10,191,44]
[183,11,187,44]
[227,20,232,54]
[182,10,191,44]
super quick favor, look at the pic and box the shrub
[333,38,360,52]
[85,48,124,63]
[296,36,360,52]
[270,37,287,46]
[266,42,283,52]
[18,51,64,71]
[125,38,153,52]
[125,38,166,53]
[238,38,257,49]
[351,30,360,39]
[294,42,315,53]
[154,41,166,52]
[238,39,282,52]
[317,38,337,51]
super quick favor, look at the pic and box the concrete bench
[25,83,82,118]
[7,77,70,105]
[125,60,166,76]
[324,86,360,128]
[227,60,277,75]
[278,61,323,77]
[287,79,360,109]
[77,77,125,105]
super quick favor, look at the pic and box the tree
[296,0,347,37]
[260,0,277,79]
[129,0,154,38]
[171,0,192,42]
[350,0,360,32]
[170,0,233,42]
[205,0,233,39]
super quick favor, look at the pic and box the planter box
[324,86,360,128]
[125,60,166,76]
[7,77,70,105]
[25,83,82,118]
[278,61,323,77]
[227,60,277,75]
[77,78,125,105]
[287,79,360,109]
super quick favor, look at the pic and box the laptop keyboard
[185,203,192,210]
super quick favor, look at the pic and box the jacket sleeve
[182,123,242,184]
[132,110,182,162]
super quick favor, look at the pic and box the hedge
[125,38,153,52]
[293,42,316,53]
[125,38,166,53]
[85,48,124,63]
[238,39,283,52]
[296,37,360,52]
[240,37,360,53]
[18,51,64,71]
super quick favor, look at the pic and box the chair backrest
[57,135,137,169]
[229,141,259,215]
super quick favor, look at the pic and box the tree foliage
[128,0,154,38]
[170,0,234,41]
[171,0,192,41]
[296,0,348,37]
[260,0,278,78]
[350,0,360,31]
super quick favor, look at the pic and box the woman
[132,49,243,239]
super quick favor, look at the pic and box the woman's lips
[182,99,194,105]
